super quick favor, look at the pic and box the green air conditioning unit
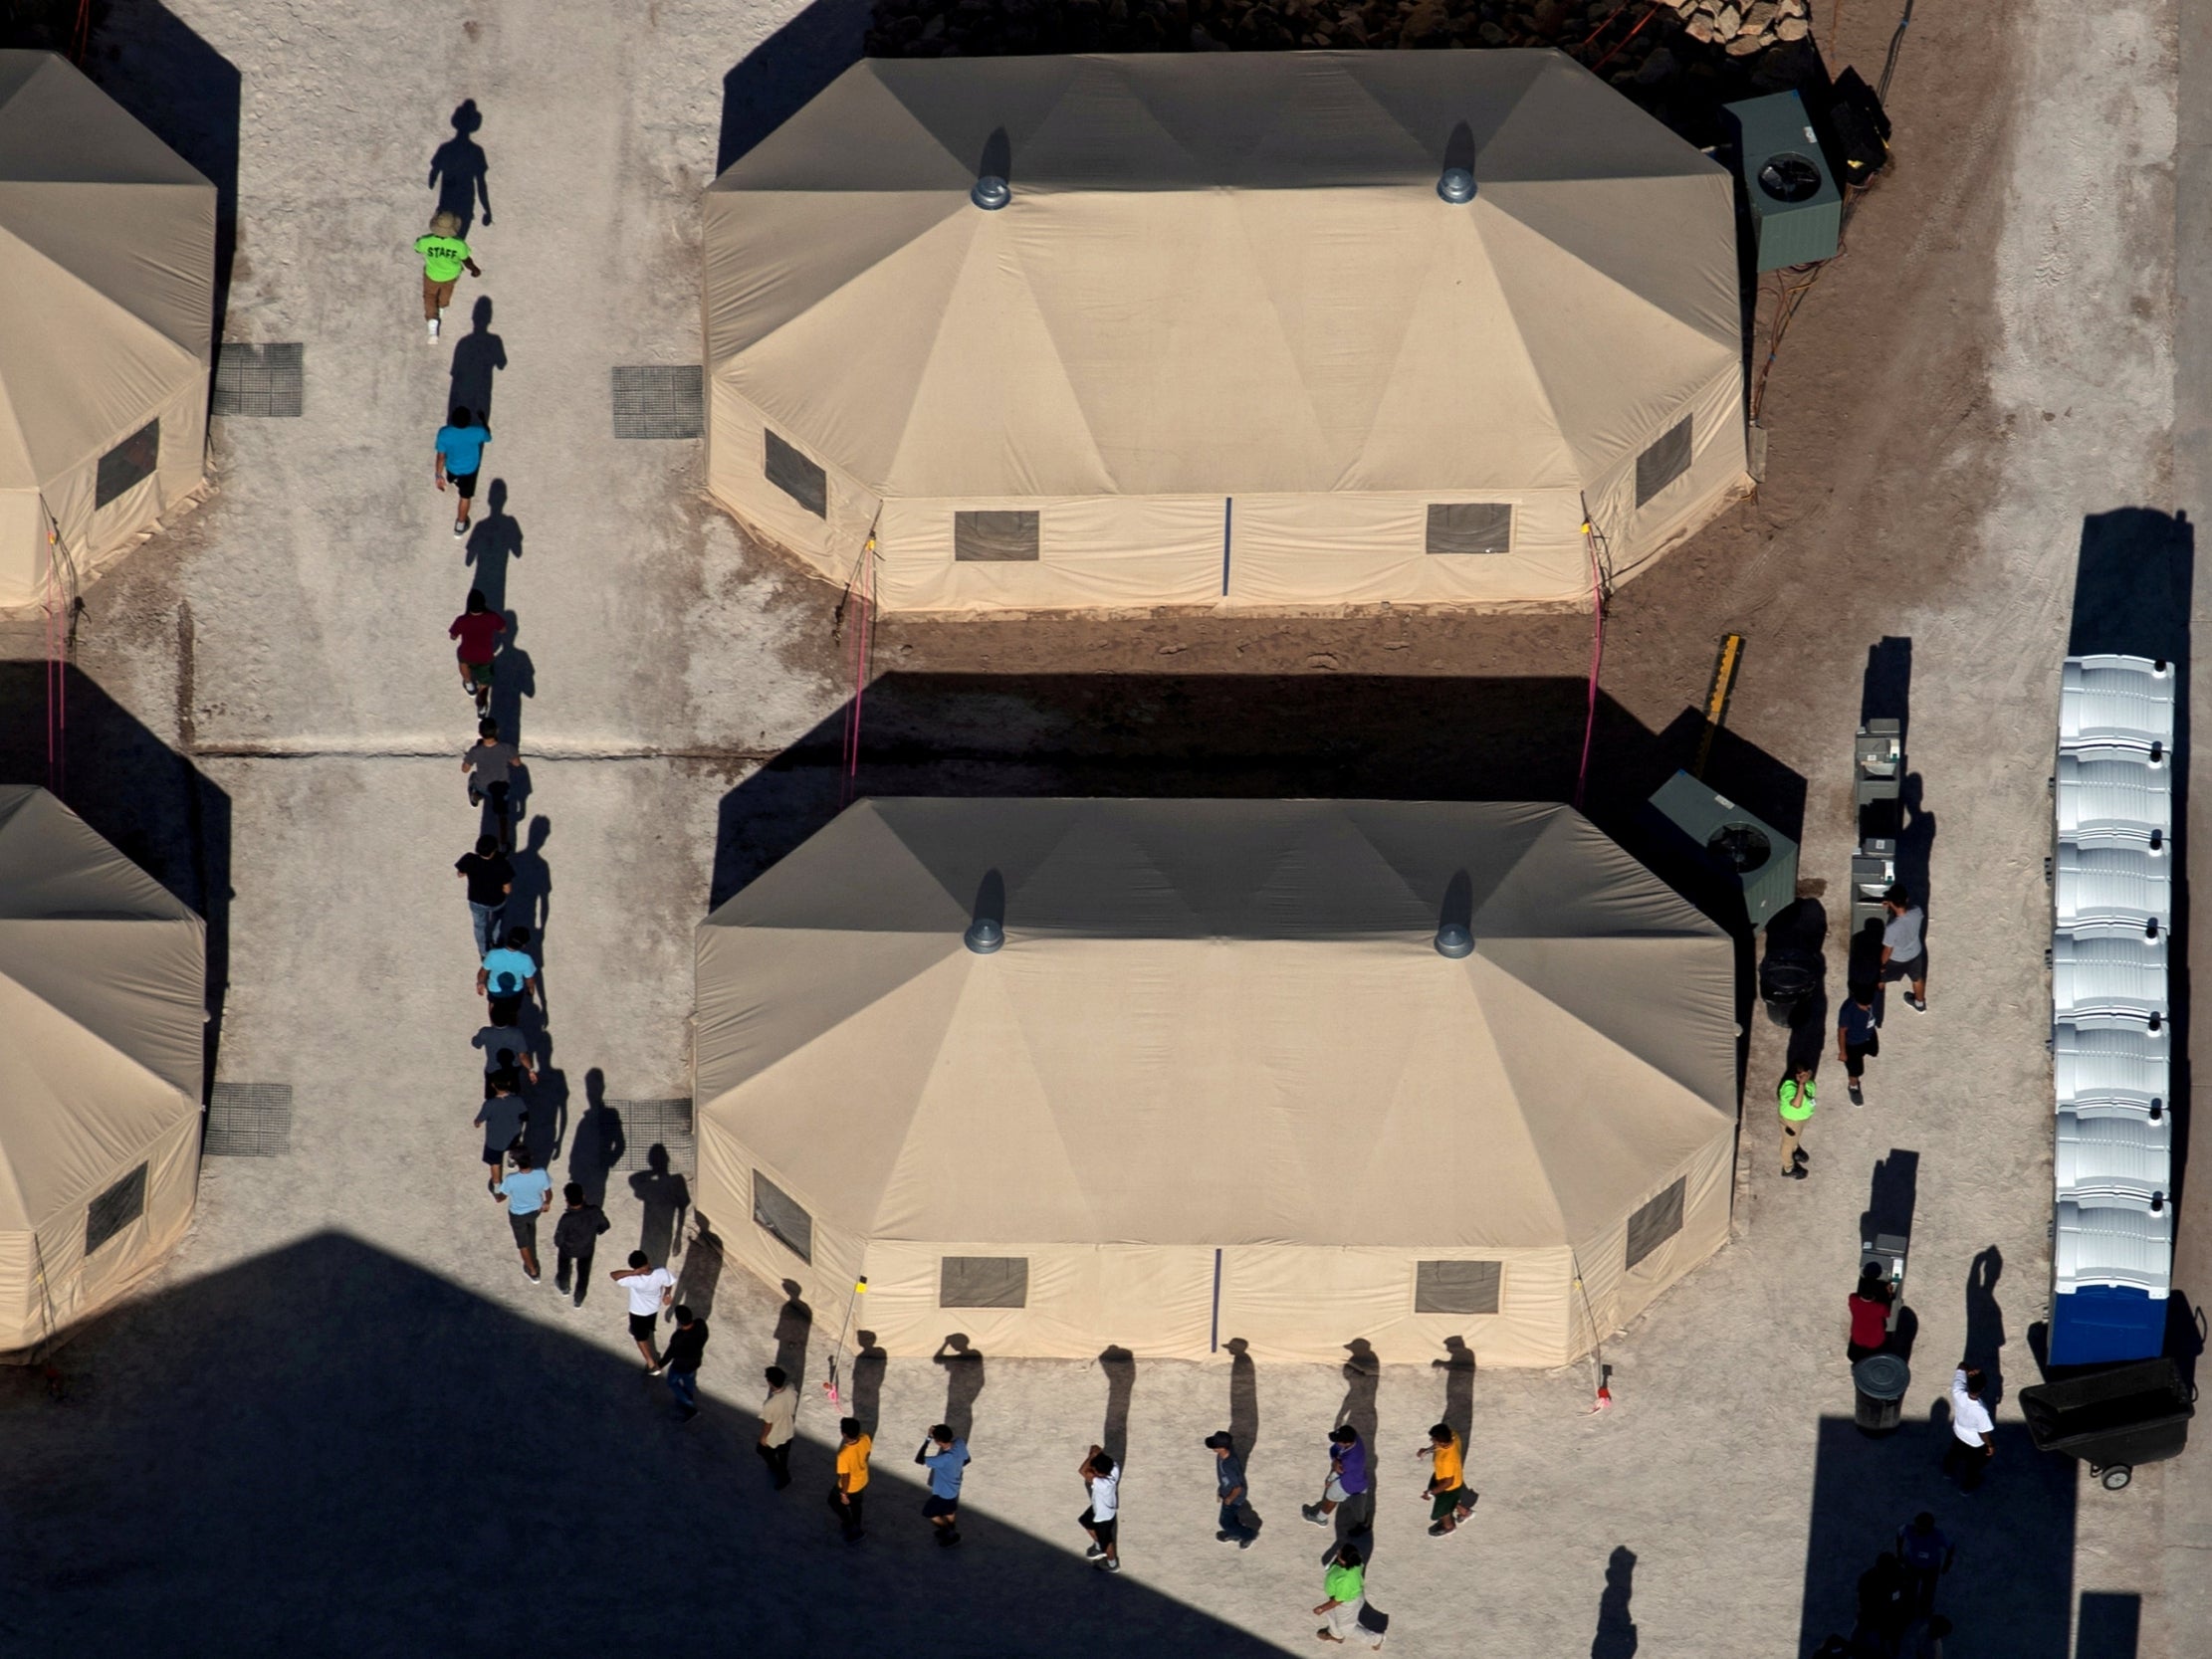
[1723,91,1842,273]
[1643,769,1801,930]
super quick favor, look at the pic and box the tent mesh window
[753,1170,813,1262]
[1425,503,1513,555]
[1414,1258,1503,1315]
[1625,1175,1687,1270]
[954,511,1040,562]
[85,1162,148,1257]
[1635,417,1692,508]
[940,1255,1029,1308]
[95,419,160,509]
[765,430,828,518]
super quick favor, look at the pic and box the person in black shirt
[552,1181,608,1308]
[663,1305,709,1422]
[1837,988,1880,1106]
[454,833,513,956]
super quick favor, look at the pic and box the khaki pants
[1781,1115,1805,1172]
[423,274,458,318]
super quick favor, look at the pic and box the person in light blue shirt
[476,925,540,1021]
[434,404,492,536]
[915,1425,971,1548]
[493,1147,553,1283]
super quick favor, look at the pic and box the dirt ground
[0,0,2201,1653]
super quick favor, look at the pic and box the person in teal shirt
[434,405,492,536]
[413,209,482,344]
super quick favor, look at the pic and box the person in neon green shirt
[1315,1542,1379,1646]
[413,210,482,345]
[1778,1067,1816,1180]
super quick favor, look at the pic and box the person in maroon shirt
[1847,1262,1894,1361]
[449,588,506,715]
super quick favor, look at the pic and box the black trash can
[1853,1353,1910,1435]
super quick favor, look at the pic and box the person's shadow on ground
[489,613,535,746]
[428,99,491,233]
[1964,1245,2006,1407]
[628,1144,689,1267]
[565,1067,624,1206]
[505,813,551,942]
[1591,1545,1640,1659]
[674,1219,724,1319]
[448,297,507,427]
[934,1334,986,1444]
[463,481,523,614]
[774,1282,811,1384]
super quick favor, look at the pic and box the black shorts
[507,1211,539,1249]
[481,1141,508,1166]
[451,469,480,500]
[923,1495,960,1519]
[1079,1509,1117,1546]
[489,993,524,1025]
[628,1312,659,1342]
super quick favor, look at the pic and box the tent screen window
[86,1162,148,1257]
[954,511,1040,562]
[765,430,827,518]
[1426,503,1512,555]
[1625,1176,1685,1270]
[1415,1259,1501,1315]
[940,1256,1028,1308]
[97,419,160,509]
[1635,417,1691,508]
[753,1171,813,1262]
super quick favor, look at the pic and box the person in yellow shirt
[830,1416,871,1544]
[1420,1422,1476,1538]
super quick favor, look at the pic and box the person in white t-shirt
[1942,1366,1994,1491]
[1078,1445,1122,1572]
[609,1250,676,1372]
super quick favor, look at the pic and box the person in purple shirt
[1301,1424,1371,1533]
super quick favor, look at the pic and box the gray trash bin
[1853,1353,1910,1434]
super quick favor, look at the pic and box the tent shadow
[717,0,871,176]
[0,662,230,1090]
[0,1232,1296,1652]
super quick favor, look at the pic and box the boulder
[1774,13,1808,35]
[1723,27,1763,50]
[1477,17,1506,39]
[1683,12,1713,39]
[1634,44,1679,82]
[1711,1,1739,34]
[1742,0,1776,26]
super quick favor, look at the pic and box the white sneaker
[427,318,440,343]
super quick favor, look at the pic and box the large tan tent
[704,51,1746,615]
[696,799,1739,1365]
[0,786,205,1358]
[0,51,215,611]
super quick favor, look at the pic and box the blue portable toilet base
[2050,1285,2166,1365]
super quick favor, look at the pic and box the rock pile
[1665,0,1812,55]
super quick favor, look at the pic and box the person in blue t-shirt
[915,1425,972,1548]
[476,923,541,1023]
[433,404,492,537]
[493,1146,553,1283]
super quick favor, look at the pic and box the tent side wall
[0,367,208,611]
[1583,360,1748,590]
[1565,1131,1735,1358]
[1220,489,1593,609]
[697,1112,873,1345]
[875,494,1226,610]
[0,1109,200,1359]
[704,381,882,587]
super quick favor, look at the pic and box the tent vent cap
[1434,922,1473,958]
[965,917,1005,953]
[972,175,1010,211]
[1438,167,1475,204]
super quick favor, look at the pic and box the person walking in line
[1418,1422,1476,1538]
[494,1146,552,1284]
[1943,1366,1995,1492]
[472,1072,527,1193]
[1301,1424,1370,1533]
[1854,1552,1912,1657]
[1077,1445,1121,1571]
[757,1365,797,1490]
[662,1305,709,1422]
[477,925,539,1024]
[916,1423,971,1547]
[1880,885,1928,1011]
[1313,1542,1379,1648]
[461,718,520,847]
[449,589,507,717]
[471,1020,537,1093]
[611,1251,675,1372]
[434,405,492,536]
[1895,1512,1954,1615]
[1848,1263,1895,1361]
[414,209,481,344]
[1838,988,1880,1106]
[455,832,513,957]
[1205,1431,1258,1548]
[1779,1067,1815,1178]
[831,1416,873,1544]
[552,1181,607,1308]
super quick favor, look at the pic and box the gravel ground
[0,0,2200,1652]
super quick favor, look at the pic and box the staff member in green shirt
[1778,1066,1816,1180]
[413,210,483,345]
[1314,1542,1379,1647]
